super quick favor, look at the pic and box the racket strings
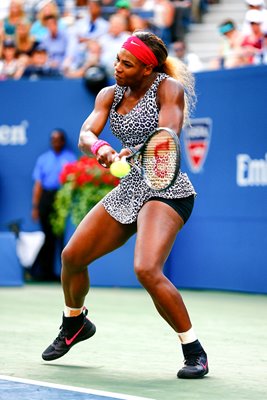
[142,132,179,190]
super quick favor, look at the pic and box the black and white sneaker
[177,340,209,379]
[42,308,96,361]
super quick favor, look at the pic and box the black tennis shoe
[42,308,96,361]
[177,341,209,379]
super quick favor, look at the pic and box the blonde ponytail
[163,56,196,126]
[133,31,196,126]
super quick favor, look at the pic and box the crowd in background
[0,0,266,82]
[210,0,267,69]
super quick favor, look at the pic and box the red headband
[122,36,158,67]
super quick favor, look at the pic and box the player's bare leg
[42,202,135,361]
[61,203,135,307]
[135,200,208,379]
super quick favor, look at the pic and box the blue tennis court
[0,376,154,400]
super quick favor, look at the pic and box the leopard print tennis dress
[102,73,196,224]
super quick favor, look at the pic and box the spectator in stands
[210,19,250,69]
[74,0,109,42]
[114,0,132,30]
[15,17,40,64]
[3,0,26,38]
[30,0,65,42]
[0,38,24,79]
[171,39,203,72]
[64,38,102,77]
[98,13,130,77]
[171,1,192,41]
[21,43,63,78]
[31,129,76,281]
[241,8,265,63]
[72,0,109,66]
[242,0,267,35]
[254,31,267,63]
[145,0,176,46]
[115,0,151,32]
[39,14,78,71]
[129,13,150,32]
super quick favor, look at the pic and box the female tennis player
[42,31,208,379]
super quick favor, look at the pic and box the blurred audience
[3,0,25,38]
[21,43,63,78]
[143,0,175,46]
[1,0,267,79]
[74,0,109,42]
[242,0,267,35]
[114,0,138,32]
[39,14,78,71]
[241,8,265,63]
[64,37,101,77]
[0,38,24,79]
[254,31,267,63]
[210,19,250,69]
[170,38,204,72]
[98,13,129,76]
[30,0,65,42]
[15,17,39,63]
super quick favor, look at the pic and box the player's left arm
[157,77,185,137]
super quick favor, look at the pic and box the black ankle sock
[63,312,84,330]
[182,339,204,357]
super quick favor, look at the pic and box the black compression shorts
[147,195,195,224]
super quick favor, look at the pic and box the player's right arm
[78,86,118,166]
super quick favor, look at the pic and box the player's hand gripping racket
[110,127,181,191]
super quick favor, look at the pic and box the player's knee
[61,245,83,272]
[134,261,161,287]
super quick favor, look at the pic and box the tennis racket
[112,127,181,191]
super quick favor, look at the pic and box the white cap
[245,9,264,23]
[245,0,264,6]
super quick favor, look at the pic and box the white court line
[0,375,155,400]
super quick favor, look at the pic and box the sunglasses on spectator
[43,15,57,21]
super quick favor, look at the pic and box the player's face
[114,49,147,87]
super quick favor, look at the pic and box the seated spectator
[242,0,267,35]
[3,0,26,38]
[64,38,102,78]
[170,39,204,72]
[21,43,62,78]
[129,13,150,32]
[39,14,79,71]
[144,0,175,46]
[0,38,25,79]
[72,0,109,66]
[254,31,267,64]
[114,0,135,32]
[210,19,250,69]
[170,0,193,41]
[15,17,40,64]
[242,8,265,63]
[74,0,109,42]
[30,0,66,42]
[98,13,130,77]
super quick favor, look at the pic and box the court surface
[0,284,267,400]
